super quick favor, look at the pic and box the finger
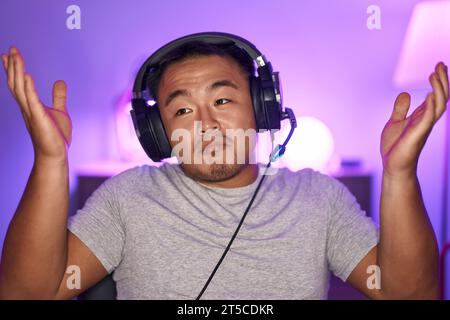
[24,74,46,119]
[13,50,31,118]
[391,92,411,121]
[412,93,435,136]
[423,93,436,126]
[435,62,449,102]
[6,47,18,89]
[429,71,446,122]
[2,53,30,128]
[52,80,67,111]
[7,53,15,91]
[1,54,7,71]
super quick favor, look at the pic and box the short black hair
[146,40,256,102]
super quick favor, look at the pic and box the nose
[197,107,220,134]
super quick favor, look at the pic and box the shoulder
[100,163,181,191]
[96,164,154,191]
[272,166,341,194]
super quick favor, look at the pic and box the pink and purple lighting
[394,1,450,88]
[1,0,450,300]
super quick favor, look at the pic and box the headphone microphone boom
[130,32,297,299]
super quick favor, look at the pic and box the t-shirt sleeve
[324,175,379,282]
[68,175,126,274]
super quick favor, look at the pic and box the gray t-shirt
[68,163,379,299]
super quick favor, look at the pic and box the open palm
[2,47,72,162]
[27,80,72,159]
[381,63,449,178]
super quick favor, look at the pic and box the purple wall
[1,0,449,297]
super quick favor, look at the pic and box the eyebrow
[163,79,239,107]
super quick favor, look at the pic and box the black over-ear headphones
[130,32,297,299]
[130,31,295,162]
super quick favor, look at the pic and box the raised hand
[380,62,449,178]
[1,47,72,163]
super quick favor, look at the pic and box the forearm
[0,157,70,299]
[378,171,439,299]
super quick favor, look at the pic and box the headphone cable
[196,160,272,300]
[196,108,296,300]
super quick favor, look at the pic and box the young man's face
[157,54,257,183]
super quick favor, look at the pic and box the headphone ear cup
[250,76,267,131]
[130,100,172,162]
[254,66,283,132]
[146,106,172,160]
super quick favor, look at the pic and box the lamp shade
[393,0,450,88]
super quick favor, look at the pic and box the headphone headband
[130,31,289,162]
[132,32,269,97]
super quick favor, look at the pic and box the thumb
[52,80,67,111]
[391,92,411,121]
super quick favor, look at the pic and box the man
[0,35,448,299]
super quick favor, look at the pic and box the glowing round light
[279,116,335,173]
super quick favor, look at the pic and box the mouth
[195,136,233,152]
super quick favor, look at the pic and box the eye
[215,98,231,106]
[175,108,192,116]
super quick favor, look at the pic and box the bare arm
[347,62,448,299]
[377,172,439,298]
[348,174,439,299]
[0,161,107,300]
[53,231,108,300]
[0,158,69,298]
[0,47,106,299]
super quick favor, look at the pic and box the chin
[180,163,246,183]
